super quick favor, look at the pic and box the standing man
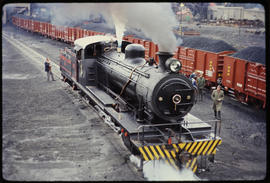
[190,75,198,103]
[197,72,206,101]
[211,85,224,120]
[44,58,55,81]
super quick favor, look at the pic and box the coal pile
[81,23,115,34]
[231,46,265,64]
[180,36,237,53]
[124,28,151,41]
[81,23,151,40]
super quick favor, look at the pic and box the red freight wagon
[85,30,94,36]
[24,19,28,30]
[27,19,32,31]
[124,36,134,43]
[56,25,65,40]
[132,38,141,44]
[143,41,157,60]
[75,27,83,39]
[40,22,46,35]
[30,19,34,32]
[33,20,40,33]
[94,31,103,36]
[45,22,49,36]
[12,16,16,25]
[83,29,88,37]
[178,47,188,74]
[25,19,29,30]
[63,26,68,42]
[51,25,56,39]
[178,47,234,86]
[222,56,266,108]
[186,48,196,75]
[67,27,76,43]
[93,31,105,36]
[58,26,66,40]
[48,23,52,38]
[19,18,24,28]
[54,25,59,39]
[246,63,266,107]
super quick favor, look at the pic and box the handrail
[137,119,221,145]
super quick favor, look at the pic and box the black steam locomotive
[61,35,195,124]
[60,35,220,173]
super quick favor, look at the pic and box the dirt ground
[2,24,267,181]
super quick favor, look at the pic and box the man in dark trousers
[211,85,224,120]
[197,72,205,101]
[44,58,55,81]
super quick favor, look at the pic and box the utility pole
[178,3,185,36]
[239,7,242,36]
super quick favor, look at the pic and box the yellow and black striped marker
[138,139,222,173]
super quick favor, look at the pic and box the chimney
[156,52,174,72]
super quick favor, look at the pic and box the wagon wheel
[234,91,246,103]
[61,74,65,81]
[62,76,67,82]
[72,83,77,90]
[254,101,263,109]
[79,90,85,97]
[249,97,263,109]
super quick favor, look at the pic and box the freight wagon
[222,55,266,108]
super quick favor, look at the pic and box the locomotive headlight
[165,58,182,73]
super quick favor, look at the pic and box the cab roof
[74,35,117,51]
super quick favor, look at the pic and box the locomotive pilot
[211,85,224,120]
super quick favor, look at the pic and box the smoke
[130,155,200,181]
[47,3,113,28]
[110,5,127,47]
[108,3,180,52]
[39,3,181,52]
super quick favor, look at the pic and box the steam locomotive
[60,35,221,173]
[61,35,195,123]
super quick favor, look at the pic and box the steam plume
[108,3,180,52]
[40,3,180,52]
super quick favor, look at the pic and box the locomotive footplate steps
[86,86,116,107]
[183,114,212,136]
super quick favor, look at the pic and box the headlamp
[165,58,182,73]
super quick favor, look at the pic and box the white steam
[107,3,180,52]
[110,5,127,47]
[120,3,178,52]
[130,155,200,181]
[42,3,181,52]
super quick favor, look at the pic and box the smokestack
[117,47,121,53]
[156,52,174,72]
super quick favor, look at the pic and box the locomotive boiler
[62,35,196,124]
